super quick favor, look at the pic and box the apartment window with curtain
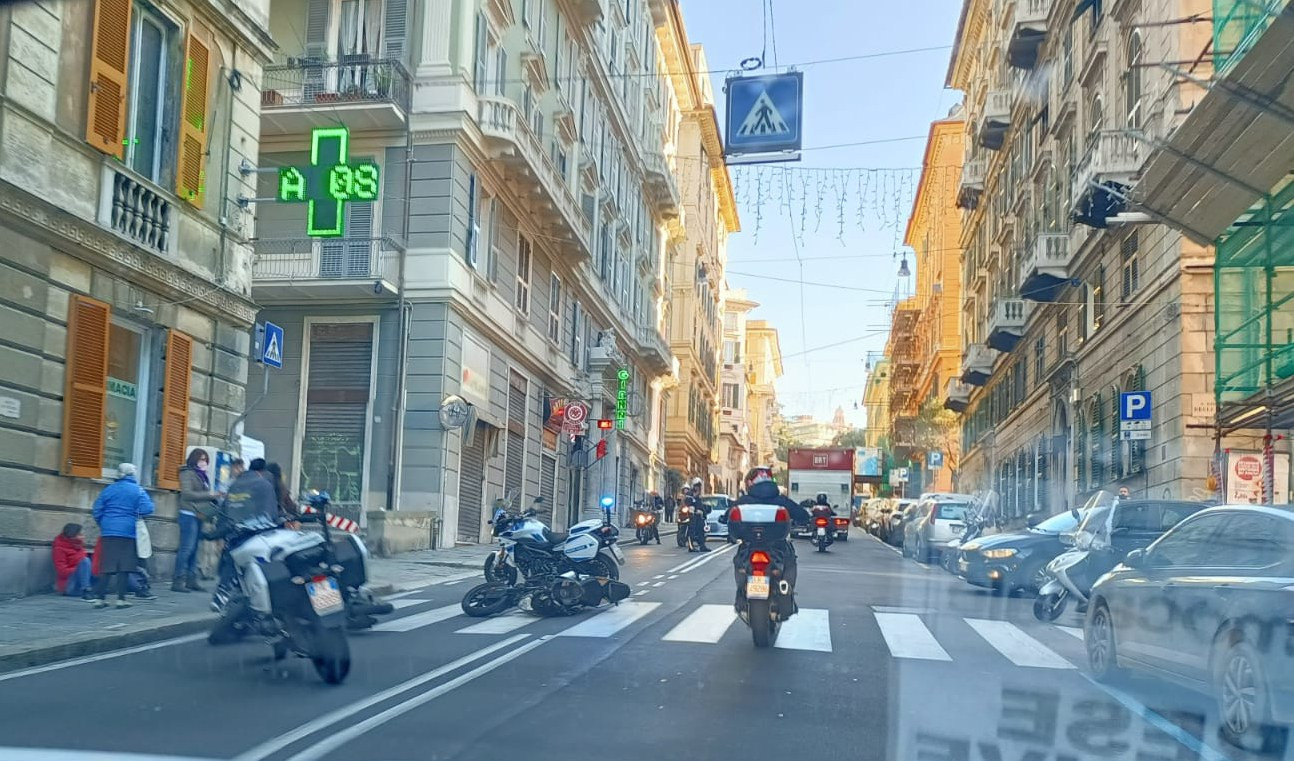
[722,383,740,410]
[516,234,533,314]
[473,12,487,92]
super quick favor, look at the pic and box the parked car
[699,494,733,542]
[957,508,1091,594]
[1086,505,1294,752]
[903,493,976,563]
[886,499,920,546]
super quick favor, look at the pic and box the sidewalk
[0,544,492,673]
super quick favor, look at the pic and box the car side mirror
[1124,548,1148,568]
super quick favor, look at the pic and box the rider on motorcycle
[215,459,289,627]
[728,467,811,618]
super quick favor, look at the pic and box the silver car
[699,495,734,542]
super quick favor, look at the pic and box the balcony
[944,378,973,413]
[637,324,673,374]
[1019,231,1073,302]
[1071,130,1144,228]
[478,96,592,255]
[569,0,605,25]
[643,153,681,218]
[252,236,402,301]
[260,58,411,137]
[1008,0,1050,69]
[987,298,1029,352]
[957,159,986,210]
[977,90,1012,150]
[961,344,997,386]
[100,165,175,257]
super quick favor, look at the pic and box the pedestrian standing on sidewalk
[175,449,220,592]
[90,464,155,609]
[663,494,674,524]
[52,523,93,600]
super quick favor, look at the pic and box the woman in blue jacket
[91,464,155,609]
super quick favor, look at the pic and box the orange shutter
[62,296,111,478]
[156,330,194,490]
[177,32,210,207]
[85,0,133,159]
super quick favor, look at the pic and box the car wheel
[1086,602,1123,682]
[1215,638,1279,752]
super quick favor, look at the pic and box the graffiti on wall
[300,430,365,505]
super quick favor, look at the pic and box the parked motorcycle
[461,572,632,618]
[483,504,624,585]
[727,503,796,647]
[208,492,381,684]
[1033,546,1092,621]
[634,510,661,545]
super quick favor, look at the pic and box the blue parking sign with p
[1120,391,1151,421]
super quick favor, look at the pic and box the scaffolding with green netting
[1214,177,1294,414]
[1213,0,1291,75]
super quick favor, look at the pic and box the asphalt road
[0,532,1287,761]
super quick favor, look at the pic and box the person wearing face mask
[175,449,220,592]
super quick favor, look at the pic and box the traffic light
[595,439,609,459]
[596,419,614,430]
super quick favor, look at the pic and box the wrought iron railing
[261,57,412,113]
[252,236,402,283]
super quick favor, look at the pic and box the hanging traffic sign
[725,71,804,159]
[260,322,284,369]
[562,401,588,440]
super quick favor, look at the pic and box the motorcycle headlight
[982,548,1018,559]
[636,515,647,525]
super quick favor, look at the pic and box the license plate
[816,528,826,536]
[306,577,344,614]
[609,544,625,563]
[746,575,770,600]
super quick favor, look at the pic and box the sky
[679,0,965,430]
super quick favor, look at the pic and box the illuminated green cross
[277,127,380,238]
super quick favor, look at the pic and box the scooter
[1032,547,1091,622]
[634,510,661,545]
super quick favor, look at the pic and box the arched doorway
[1051,399,1071,511]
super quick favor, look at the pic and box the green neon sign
[615,368,630,429]
[277,127,380,237]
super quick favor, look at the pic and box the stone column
[416,0,454,79]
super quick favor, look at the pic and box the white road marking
[637,581,652,587]
[652,574,665,580]
[774,608,833,653]
[678,543,737,573]
[871,605,933,614]
[556,602,661,638]
[455,612,534,635]
[965,619,1075,669]
[428,570,486,586]
[667,574,679,579]
[1084,676,1237,761]
[388,598,432,610]
[651,581,666,587]
[0,633,206,683]
[371,604,461,633]
[1057,626,1084,640]
[633,590,649,597]
[232,635,531,761]
[662,604,738,644]
[443,580,464,586]
[282,637,549,761]
[872,612,951,661]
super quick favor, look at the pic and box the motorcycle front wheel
[585,553,619,580]
[676,528,687,548]
[749,599,779,648]
[1032,592,1067,622]
[311,627,351,685]
[461,582,514,617]
[483,553,518,585]
[637,529,650,545]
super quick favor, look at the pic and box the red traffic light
[595,440,609,458]
[596,419,614,430]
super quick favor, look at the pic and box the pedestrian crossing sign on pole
[724,71,803,161]
[259,322,284,369]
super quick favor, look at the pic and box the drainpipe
[385,126,415,513]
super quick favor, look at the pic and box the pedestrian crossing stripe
[737,90,790,137]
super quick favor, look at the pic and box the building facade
[659,32,740,494]
[248,0,684,546]
[0,0,270,594]
[863,357,892,450]
[745,319,783,470]
[945,0,1218,518]
[715,287,757,495]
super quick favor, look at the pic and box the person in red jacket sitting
[53,523,94,600]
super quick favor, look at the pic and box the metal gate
[539,452,557,523]
[458,422,487,543]
[505,370,527,500]
[301,322,373,517]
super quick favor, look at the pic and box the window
[1149,514,1227,567]
[465,174,480,268]
[1056,309,1069,360]
[123,5,176,184]
[1034,336,1045,381]
[104,321,153,476]
[1121,232,1140,298]
[1093,265,1105,330]
[548,273,562,343]
[494,47,508,96]
[570,301,584,368]
[523,85,534,122]
[516,234,533,314]
[723,313,738,332]
[1215,514,1286,568]
[1086,94,1104,155]
[473,12,488,92]
[486,198,501,282]
[723,339,737,364]
[722,383,741,409]
[1125,31,1144,129]
[1088,395,1105,488]
[1061,23,1074,86]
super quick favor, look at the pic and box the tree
[913,399,960,471]
[832,428,868,448]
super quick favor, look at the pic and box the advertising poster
[1225,451,1289,504]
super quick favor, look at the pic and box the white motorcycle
[1032,546,1091,622]
[484,504,624,586]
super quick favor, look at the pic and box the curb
[0,613,217,674]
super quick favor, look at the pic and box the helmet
[744,466,775,490]
[815,492,829,505]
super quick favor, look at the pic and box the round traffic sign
[565,402,588,423]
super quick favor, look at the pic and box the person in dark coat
[686,496,710,553]
[90,464,155,608]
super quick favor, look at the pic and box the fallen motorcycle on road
[461,572,632,618]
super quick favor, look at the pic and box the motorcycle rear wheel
[461,582,514,617]
[749,599,779,648]
[311,628,351,684]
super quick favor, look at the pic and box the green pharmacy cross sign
[277,127,380,238]
[615,368,630,429]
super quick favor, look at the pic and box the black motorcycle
[675,504,693,548]
[727,505,797,648]
[810,507,835,553]
[208,493,386,684]
[461,573,632,618]
[633,510,661,545]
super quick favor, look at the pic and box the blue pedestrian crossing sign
[260,322,284,369]
[724,72,803,158]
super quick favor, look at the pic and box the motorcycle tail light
[749,550,771,576]
[774,507,789,522]
[815,517,828,527]
[728,507,742,522]
[311,575,328,584]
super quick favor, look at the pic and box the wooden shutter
[85,0,133,158]
[62,296,111,478]
[156,330,193,490]
[177,32,210,208]
[383,0,407,62]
